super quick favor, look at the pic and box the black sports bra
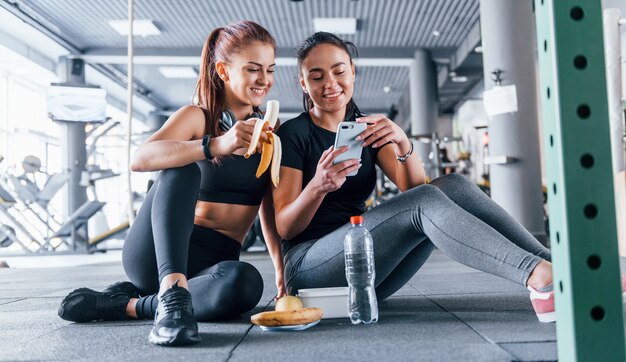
[196,154,269,206]
[196,107,269,206]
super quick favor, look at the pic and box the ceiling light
[109,19,161,37]
[474,46,483,53]
[159,66,198,78]
[383,86,391,93]
[451,76,468,83]
[432,30,441,37]
[313,18,357,34]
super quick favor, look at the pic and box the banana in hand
[244,100,281,187]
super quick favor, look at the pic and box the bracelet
[201,135,213,160]
[395,142,414,164]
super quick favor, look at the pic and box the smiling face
[299,43,355,115]
[218,41,275,110]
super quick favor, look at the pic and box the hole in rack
[570,7,584,20]
[574,55,587,69]
[580,154,594,169]
[591,306,605,321]
[587,255,601,270]
[584,204,598,219]
[577,104,591,119]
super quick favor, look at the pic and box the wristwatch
[201,135,213,160]
[395,142,414,164]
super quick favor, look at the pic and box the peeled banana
[244,100,279,158]
[245,100,281,186]
[251,307,323,327]
[255,133,273,178]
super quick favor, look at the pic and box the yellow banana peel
[270,133,281,187]
[246,100,282,186]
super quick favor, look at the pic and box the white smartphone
[333,122,367,176]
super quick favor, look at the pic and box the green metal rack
[534,0,625,360]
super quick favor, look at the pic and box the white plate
[258,319,320,332]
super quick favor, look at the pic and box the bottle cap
[350,215,364,225]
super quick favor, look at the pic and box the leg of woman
[429,173,551,261]
[188,261,264,321]
[121,176,160,295]
[375,240,434,300]
[135,262,264,322]
[286,184,546,300]
[150,164,201,283]
[123,163,201,293]
[124,163,202,345]
[135,227,264,322]
[285,189,434,299]
[58,164,200,323]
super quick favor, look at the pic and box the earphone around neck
[220,109,262,132]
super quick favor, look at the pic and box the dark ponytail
[194,27,225,139]
[296,32,363,120]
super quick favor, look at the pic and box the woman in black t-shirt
[274,32,556,323]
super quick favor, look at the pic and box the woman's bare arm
[259,187,287,299]
[130,106,208,172]
[130,105,266,172]
[376,142,426,192]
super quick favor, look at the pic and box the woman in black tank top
[58,21,286,346]
[274,32,556,324]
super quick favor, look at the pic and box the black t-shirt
[277,112,382,248]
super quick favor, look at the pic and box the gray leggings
[284,173,552,300]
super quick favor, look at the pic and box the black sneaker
[103,281,141,299]
[58,287,131,323]
[148,281,201,346]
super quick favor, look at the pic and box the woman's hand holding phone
[355,114,411,153]
[333,122,366,176]
[312,146,361,194]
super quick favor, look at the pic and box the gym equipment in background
[0,185,41,251]
[0,155,107,253]
[83,119,130,250]
[43,200,106,251]
[0,225,15,248]
[5,155,68,235]
[410,133,462,178]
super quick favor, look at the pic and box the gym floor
[0,249,624,361]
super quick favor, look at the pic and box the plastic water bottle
[344,215,378,324]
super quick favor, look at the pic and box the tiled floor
[1,248,614,361]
